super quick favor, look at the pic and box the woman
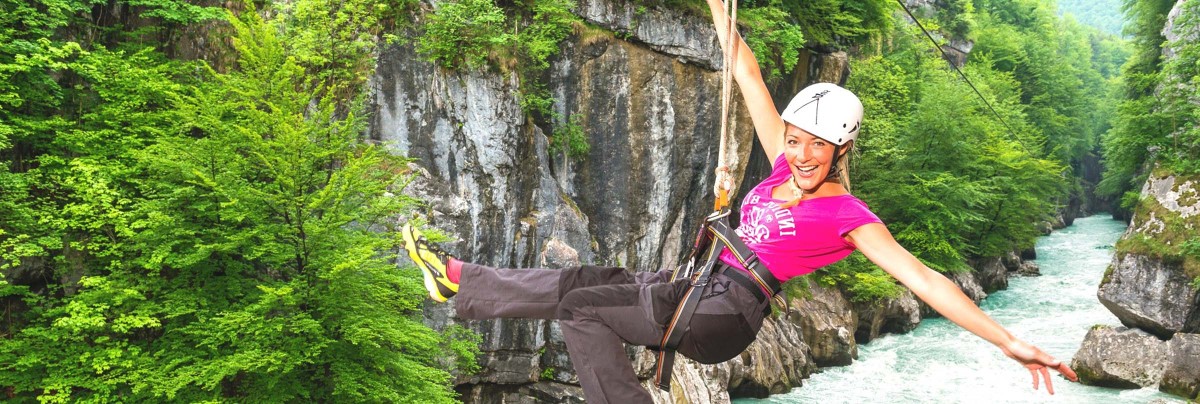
[403,1,1078,402]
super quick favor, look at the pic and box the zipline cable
[895,0,1035,156]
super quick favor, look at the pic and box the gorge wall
[1070,1,1200,401]
[374,0,1041,402]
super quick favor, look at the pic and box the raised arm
[705,0,785,161]
[846,222,1079,394]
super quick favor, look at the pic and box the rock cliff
[1063,2,1200,400]
[1073,171,1200,401]
[378,0,1032,402]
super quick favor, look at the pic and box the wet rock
[1098,253,1200,339]
[1000,249,1039,276]
[1072,325,1168,389]
[1161,333,1200,400]
[789,279,858,366]
[968,256,1009,293]
[1016,261,1041,276]
[948,270,987,304]
[854,290,921,343]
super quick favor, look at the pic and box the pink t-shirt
[718,154,882,282]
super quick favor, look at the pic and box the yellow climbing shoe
[402,224,459,302]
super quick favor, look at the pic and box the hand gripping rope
[713,0,739,212]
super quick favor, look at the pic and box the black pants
[455,263,770,404]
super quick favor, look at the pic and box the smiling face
[783,124,849,197]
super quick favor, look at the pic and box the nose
[800,144,814,162]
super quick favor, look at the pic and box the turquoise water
[736,215,1185,404]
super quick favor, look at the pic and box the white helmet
[779,82,863,146]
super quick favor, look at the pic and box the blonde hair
[832,140,855,191]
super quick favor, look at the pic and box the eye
[813,140,827,147]
[786,138,799,145]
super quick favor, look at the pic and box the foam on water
[735,216,1185,404]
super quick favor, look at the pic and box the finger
[1041,366,1054,395]
[1057,363,1079,382]
[1029,367,1039,391]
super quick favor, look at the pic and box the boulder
[788,279,858,367]
[948,270,987,304]
[1071,325,1168,389]
[968,256,1009,293]
[1016,261,1041,276]
[1098,253,1200,339]
[1161,333,1200,400]
[854,290,921,343]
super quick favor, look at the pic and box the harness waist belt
[709,220,783,298]
[718,265,766,303]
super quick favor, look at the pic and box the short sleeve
[837,197,883,237]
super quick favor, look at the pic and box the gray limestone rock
[1072,325,1168,389]
[1099,253,1200,339]
[948,270,987,304]
[789,279,858,367]
[636,313,817,403]
[1161,333,1200,400]
[1016,261,1041,276]
[854,290,921,343]
[574,0,723,69]
[970,256,1009,293]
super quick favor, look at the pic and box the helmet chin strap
[825,144,843,182]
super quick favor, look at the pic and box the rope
[894,0,1034,156]
[714,0,739,211]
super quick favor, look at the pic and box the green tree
[1098,0,1177,207]
[1,2,476,402]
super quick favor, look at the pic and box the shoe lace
[417,236,452,263]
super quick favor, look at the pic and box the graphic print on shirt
[736,194,797,245]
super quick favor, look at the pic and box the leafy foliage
[1057,0,1127,36]
[831,3,1121,300]
[417,0,511,69]
[1098,0,1186,210]
[818,253,905,303]
[1,1,475,402]
[738,3,808,82]
[551,113,590,160]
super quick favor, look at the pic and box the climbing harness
[651,3,790,389]
[653,209,784,391]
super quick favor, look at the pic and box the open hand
[1000,339,1079,395]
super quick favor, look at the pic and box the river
[735,215,1184,404]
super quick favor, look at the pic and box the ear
[837,140,854,157]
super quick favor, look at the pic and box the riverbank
[736,216,1184,403]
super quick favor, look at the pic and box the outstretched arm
[846,223,1079,394]
[704,0,785,161]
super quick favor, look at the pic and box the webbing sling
[653,212,783,391]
